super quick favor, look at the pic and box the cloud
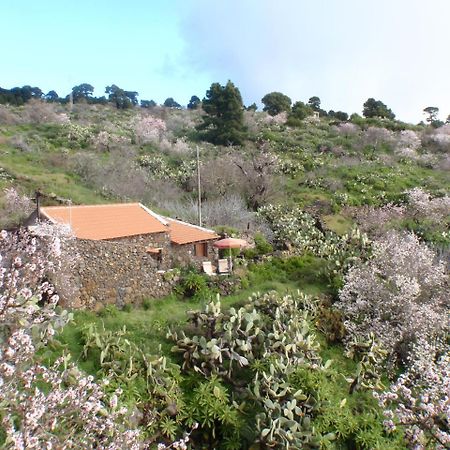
[178,0,450,122]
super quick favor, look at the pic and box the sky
[1,0,449,123]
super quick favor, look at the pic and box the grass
[47,255,333,373]
[323,213,353,234]
[0,146,109,206]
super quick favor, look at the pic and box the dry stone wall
[59,235,178,310]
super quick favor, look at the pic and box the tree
[423,106,439,124]
[0,228,142,448]
[376,341,449,449]
[45,90,59,102]
[125,90,139,106]
[446,114,450,124]
[140,99,156,108]
[105,84,138,109]
[329,110,348,121]
[261,92,292,116]
[246,102,257,111]
[198,80,247,146]
[308,96,321,110]
[362,98,395,120]
[187,95,201,109]
[287,100,313,124]
[163,97,181,108]
[335,231,448,362]
[72,83,94,102]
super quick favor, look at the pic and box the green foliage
[184,376,242,447]
[80,323,186,442]
[176,271,209,299]
[253,232,273,255]
[72,83,94,102]
[105,84,138,109]
[142,298,153,310]
[187,95,200,109]
[288,101,314,125]
[423,106,439,124]
[99,304,119,317]
[198,80,247,145]
[163,97,181,108]
[261,91,292,116]
[345,334,387,395]
[122,303,132,313]
[363,97,395,119]
[140,99,156,108]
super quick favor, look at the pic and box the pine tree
[198,81,247,145]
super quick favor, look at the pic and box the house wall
[58,236,178,310]
[170,240,218,268]
[106,232,172,269]
[27,214,218,309]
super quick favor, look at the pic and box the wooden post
[35,190,41,221]
[196,145,202,227]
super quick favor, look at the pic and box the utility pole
[196,145,202,226]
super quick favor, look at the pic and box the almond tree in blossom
[0,227,142,449]
[336,231,448,363]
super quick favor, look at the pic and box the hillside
[0,99,449,449]
[1,100,449,243]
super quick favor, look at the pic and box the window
[194,242,208,257]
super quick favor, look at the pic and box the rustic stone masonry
[170,241,218,268]
[52,233,218,310]
[58,235,178,310]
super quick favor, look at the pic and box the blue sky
[1,0,449,122]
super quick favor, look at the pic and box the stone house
[28,203,219,308]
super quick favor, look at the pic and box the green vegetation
[1,94,448,448]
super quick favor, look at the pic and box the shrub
[99,304,119,317]
[142,298,153,310]
[335,231,448,363]
[253,232,273,255]
[176,271,208,298]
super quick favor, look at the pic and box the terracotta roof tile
[40,203,167,240]
[164,217,219,245]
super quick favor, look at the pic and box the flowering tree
[0,228,142,449]
[375,341,449,449]
[406,188,450,222]
[134,115,167,144]
[336,231,448,362]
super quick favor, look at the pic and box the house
[28,203,219,308]
[35,202,219,265]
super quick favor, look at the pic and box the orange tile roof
[40,203,168,240]
[164,217,219,245]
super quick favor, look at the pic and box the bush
[176,271,208,298]
[253,232,273,255]
[98,304,119,317]
[142,298,153,310]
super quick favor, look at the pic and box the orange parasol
[213,238,248,249]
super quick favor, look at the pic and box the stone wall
[53,234,218,310]
[170,241,218,268]
[58,235,178,310]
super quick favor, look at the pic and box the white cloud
[179,0,450,122]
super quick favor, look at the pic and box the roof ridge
[41,203,141,210]
[164,216,217,234]
[139,204,168,226]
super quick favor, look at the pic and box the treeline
[1,81,448,128]
[0,83,169,110]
